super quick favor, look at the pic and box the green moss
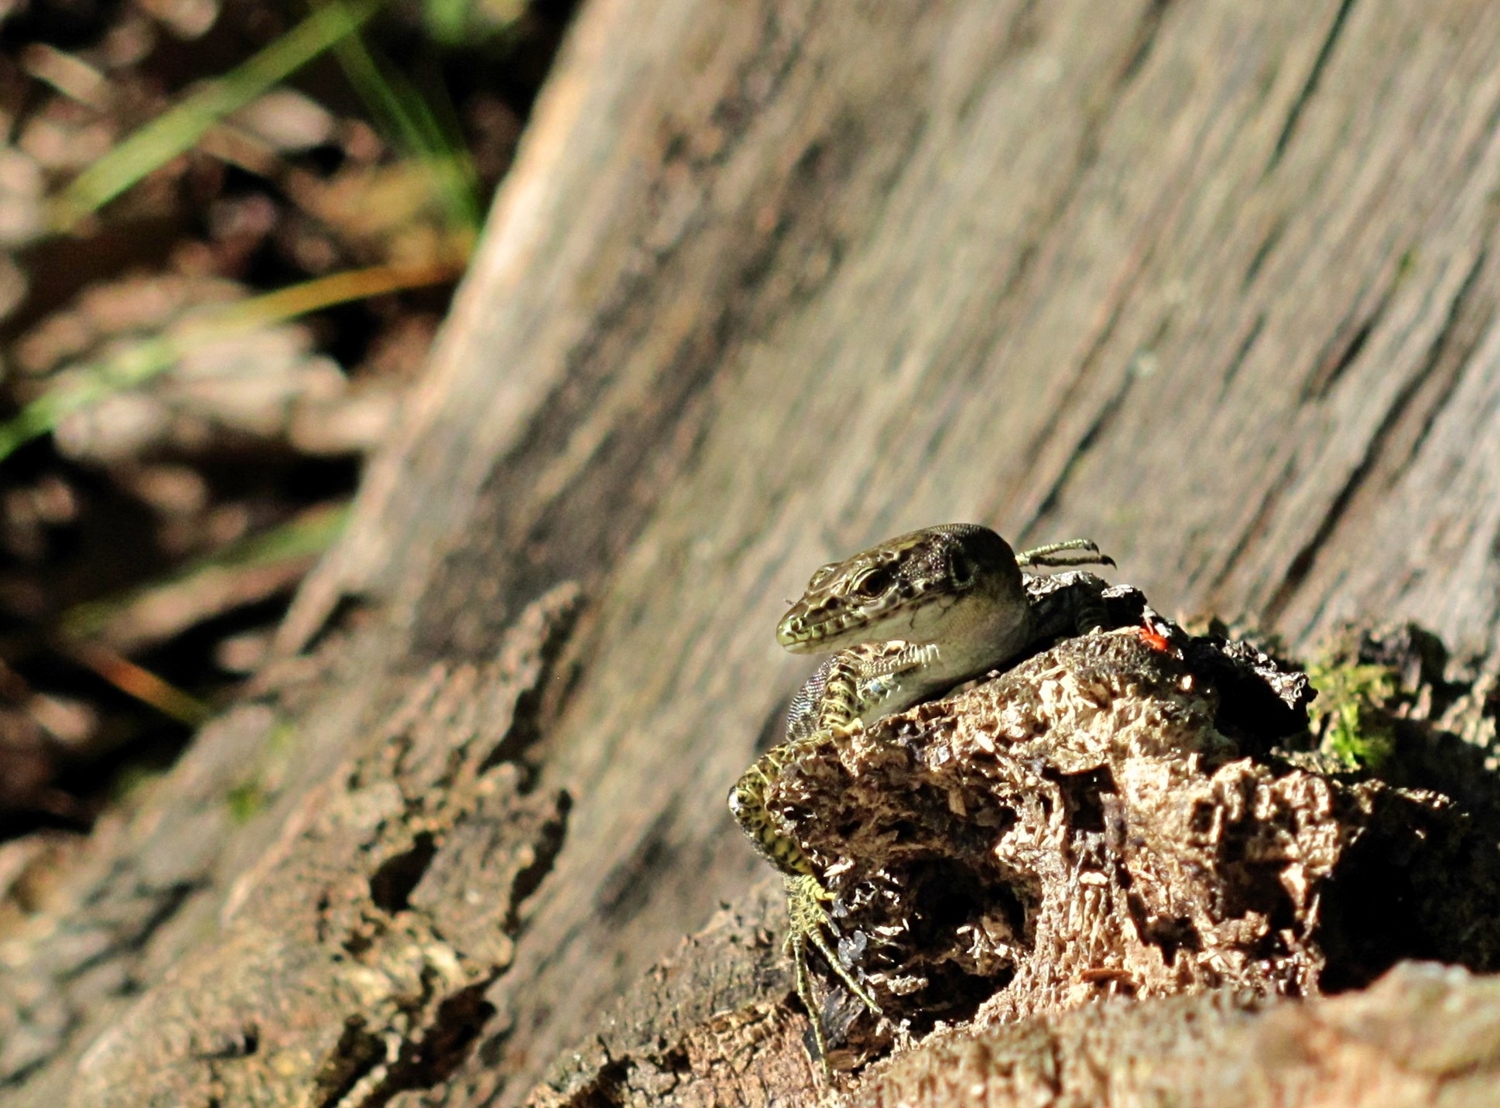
[267,721,298,754]
[226,779,269,824]
[1306,660,1398,770]
[223,721,296,822]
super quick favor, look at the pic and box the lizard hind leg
[1017,538,1116,570]
[783,872,883,1076]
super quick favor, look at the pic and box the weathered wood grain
[5,0,1500,1104]
[849,963,1500,1108]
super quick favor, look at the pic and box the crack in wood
[1003,253,1145,531]
[595,799,683,926]
[1387,247,1498,484]
[55,877,209,985]
[1203,453,1298,596]
[1018,366,1137,539]
[1218,312,1267,399]
[1243,217,1287,289]
[1263,250,1494,624]
[1116,0,1176,87]
[1301,259,1407,402]
[1268,0,1360,171]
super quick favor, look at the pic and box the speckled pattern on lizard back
[727,523,1114,1074]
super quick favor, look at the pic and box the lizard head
[776,524,1029,654]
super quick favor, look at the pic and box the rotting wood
[528,594,1500,1105]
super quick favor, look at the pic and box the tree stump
[5,1,1500,1105]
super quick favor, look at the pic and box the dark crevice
[1243,218,1287,288]
[905,964,1014,1038]
[1125,892,1202,965]
[1019,364,1137,537]
[594,799,680,926]
[1008,285,1136,531]
[370,833,438,914]
[1308,315,1375,399]
[312,1017,386,1107]
[753,693,795,756]
[356,982,500,1107]
[1205,453,1297,593]
[1301,258,1408,401]
[1318,835,1430,992]
[193,1024,260,1061]
[903,860,1025,1027]
[1389,248,1497,482]
[561,1058,632,1108]
[1049,765,1117,834]
[658,1045,692,1077]
[1260,459,1378,625]
[1268,0,1360,171]
[985,5,1191,529]
[505,791,571,931]
[1218,312,1266,396]
[1221,862,1299,945]
[56,878,208,983]
[479,596,585,774]
[1116,0,1175,87]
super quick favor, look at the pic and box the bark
[5,0,1500,1105]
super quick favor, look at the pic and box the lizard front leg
[730,641,941,880]
[727,737,822,879]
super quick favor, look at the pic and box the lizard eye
[851,567,894,600]
[950,550,974,587]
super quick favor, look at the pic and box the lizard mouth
[776,592,956,652]
[777,607,871,651]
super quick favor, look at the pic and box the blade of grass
[61,501,350,647]
[206,258,464,329]
[319,0,482,236]
[54,0,386,229]
[0,259,462,461]
[67,643,211,726]
[0,335,182,458]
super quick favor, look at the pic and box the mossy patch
[1306,660,1397,770]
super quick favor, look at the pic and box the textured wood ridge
[5,0,1500,1105]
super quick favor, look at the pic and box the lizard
[727,523,1115,1074]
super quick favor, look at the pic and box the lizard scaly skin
[728,523,1114,1073]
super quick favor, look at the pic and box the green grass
[324,0,482,237]
[61,502,350,641]
[0,260,461,462]
[4,0,484,463]
[55,0,387,228]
